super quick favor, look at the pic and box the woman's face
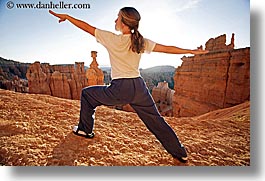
[115,12,123,31]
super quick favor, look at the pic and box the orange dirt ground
[0,89,250,166]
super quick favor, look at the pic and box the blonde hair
[120,7,145,54]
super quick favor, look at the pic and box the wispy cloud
[175,0,201,13]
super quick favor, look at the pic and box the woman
[49,7,208,163]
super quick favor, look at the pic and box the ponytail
[131,29,145,54]
[120,7,145,54]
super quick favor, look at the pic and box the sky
[0,0,250,69]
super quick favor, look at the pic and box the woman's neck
[121,27,131,35]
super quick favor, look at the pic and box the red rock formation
[27,62,87,99]
[205,33,235,51]
[0,76,28,93]
[86,51,104,86]
[173,34,250,117]
[50,71,72,99]
[225,48,250,106]
[152,81,175,116]
[26,51,105,100]
[70,62,87,100]
[26,61,51,95]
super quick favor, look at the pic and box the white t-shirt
[95,29,156,79]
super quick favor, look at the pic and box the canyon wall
[0,57,29,93]
[26,51,104,100]
[152,81,175,116]
[172,34,250,117]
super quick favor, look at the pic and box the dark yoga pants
[78,77,187,158]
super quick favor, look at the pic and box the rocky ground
[0,89,250,166]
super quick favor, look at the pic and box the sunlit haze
[0,0,250,68]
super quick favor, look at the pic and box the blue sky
[0,0,250,68]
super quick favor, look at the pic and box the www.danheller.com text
[8,1,91,10]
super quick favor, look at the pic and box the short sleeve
[95,29,116,48]
[144,38,156,54]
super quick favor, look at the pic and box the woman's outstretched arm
[153,43,209,55]
[49,10,96,36]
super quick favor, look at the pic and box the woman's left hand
[191,48,209,55]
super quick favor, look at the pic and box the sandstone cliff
[152,82,175,116]
[0,89,250,166]
[86,51,104,86]
[0,57,29,93]
[173,34,250,117]
[26,51,104,100]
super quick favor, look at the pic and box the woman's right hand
[49,10,68,23]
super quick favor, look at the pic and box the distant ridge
[98,65,176,90]
[1,56,176,75]
[0,57,30,80]
[140,65,175,73]
[99,65,176,73]
[0,57,176,91]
